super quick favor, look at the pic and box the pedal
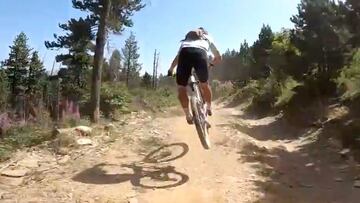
[205,121,211,129]
[207,109,213,116]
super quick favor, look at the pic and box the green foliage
[269,30,303,79]
[252,24,274,60]
[122,32,142,86]
[72,0,145,34]
[141,72,152,89]
[0,125,52,161]
[28,51,46,96]
[106,49,122,82]
[100,82,131,117]
[45,17,95,52]
[251,24,274,79]
[58,67,91,101]
[291,0,350,84]
[158,74,177,89]
[72,0,145,122]
[3,126,52,148]
[219,0,360,119]
[239,40,252,66]
[211,40,253,82]
[336,49,360,100]
[212,26,274,82]
[0,69,9,110]
[45,17,94,100]
[345,0,360,47]
[235,69,301,114]
[130,88,178,111]
[3,32,47,110]
[247,74,280,113]
[275,76,302,107]
[211,80,234,100]
[0,144,12,162]
[4,32,32,102]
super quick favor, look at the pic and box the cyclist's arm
[169,54,179,73]
[205,34,222,65]
[209,43,222,65]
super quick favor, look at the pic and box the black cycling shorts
[176,47,209,86]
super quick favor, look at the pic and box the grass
[0,85,178,161]
[61,117,91,128]
[129,87,178,112]
[211,80,235,100]
[0,125,53,162]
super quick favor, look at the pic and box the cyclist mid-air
[167,27,222,125]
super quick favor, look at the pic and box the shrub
[336,49,360,101]
[129,87,178,111]
[2,125,52,148]
[245,72,280,114]
[100,82,132,117]
[233,69,301,115]
[0,125,52,161]
[211,80,235,100]
[275,76,302,107]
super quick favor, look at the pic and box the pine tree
[345,0,360,47]
[0,67,9,111]
[45,17,95,100]
[4,32,32,107]
[252,25,274,60]
[291,0,350,94]
[251,24,274,78]
[72,0,145,123]
[239,40,252,65]
[122,32,142,87]
[141,72,152,89]
[108,49,122,82]
[28,51,45,96]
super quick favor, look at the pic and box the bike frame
[188,70,211,149]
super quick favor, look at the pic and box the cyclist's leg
[193,49,213,115]
[199,83,212,114]
[176,48,193,123]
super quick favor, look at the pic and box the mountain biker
[167,27,222,124]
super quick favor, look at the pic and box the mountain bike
[188,70,211,149]
[169,68,212,150]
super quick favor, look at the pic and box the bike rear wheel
[191,96,211,149]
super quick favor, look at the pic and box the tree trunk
[126,56,131,87]
[155,52,159,89]
[90,0,111,123]
[152,49,157,89]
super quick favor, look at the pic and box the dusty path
[135,107,261,203]
[1,104,360,203]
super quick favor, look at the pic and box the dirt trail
[135,107,260,203]
[1,104,360,203]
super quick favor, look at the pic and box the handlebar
[167,63,215,77]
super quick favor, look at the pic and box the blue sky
[0,0,300,75]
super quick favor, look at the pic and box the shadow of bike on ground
[142,142,189,163]
[72,142,189,189]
